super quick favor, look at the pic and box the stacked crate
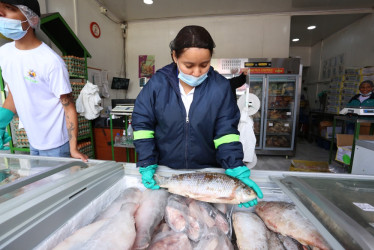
[326,68,360,114]
[62,56,86,78]
[359,66,374,83]
[10,117,29,148]
[66,57,94,158]
[77,141,94,158]
[70,81,94,158]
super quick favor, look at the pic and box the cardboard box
[359,123,371,135]
[290,160,330,172]
[335,134,374,164]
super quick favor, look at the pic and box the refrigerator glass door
[264,75,297,150]
[249,75,265,148]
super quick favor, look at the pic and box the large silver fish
[154,172,257,204]
[255,201,330,250]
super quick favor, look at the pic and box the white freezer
[0,154,374,249]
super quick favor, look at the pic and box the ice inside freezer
[0,156,91,203]
[278,175,374,249]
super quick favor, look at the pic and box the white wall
[126,15,291,98]
[308,14,374,83]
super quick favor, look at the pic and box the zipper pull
[186,116,189,123]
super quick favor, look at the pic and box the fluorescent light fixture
[292,38,299,42]
[144,0,153,4]
[307,25,316,30]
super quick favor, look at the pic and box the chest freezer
[1,154,374,250]
[352,139,374,175]
[0,153,123,249]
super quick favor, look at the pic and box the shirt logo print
[28,70,36,78]
[24,69,38,83]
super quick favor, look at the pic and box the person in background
[348,80,374,107]
[0,0,88,161]
[229,68,249,97]
[132,25,263,208]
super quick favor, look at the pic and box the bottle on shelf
[127,120,133,144]
[115,132,121,145]
[121,129,127,145]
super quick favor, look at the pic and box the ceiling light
[292,38,299,42]
[307,25,316,30]
[144,0,153,4]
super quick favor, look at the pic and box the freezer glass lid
[0,156,89,203]
[275,175,374,249]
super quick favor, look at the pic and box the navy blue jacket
[132,63,244,170]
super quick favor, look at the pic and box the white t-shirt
[358,94,370,103]
[0,42,72,150]
[179,82,195,117]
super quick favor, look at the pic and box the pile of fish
[233,201,330,250]
[53,186,233,250]
[158,194,233,249]
[52,172,331,250]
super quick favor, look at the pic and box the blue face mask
[177,62,208,87]
[0,17,30,40]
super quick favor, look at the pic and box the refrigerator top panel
[273,175,374,249]
[246,58,301,74]
[211,58,301,75]
[0,154,105,203]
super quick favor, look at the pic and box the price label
[286,112,291,116]
[353,202,374,212]
[284,123,289,127]
[269,123,273,126]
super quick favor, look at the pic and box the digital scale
[110,104,134,116]
[339,106,374,116]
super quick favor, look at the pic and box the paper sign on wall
[139,55,155,78]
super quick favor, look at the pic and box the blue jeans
[30,141,70,157]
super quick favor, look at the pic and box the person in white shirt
[0,0,88,161]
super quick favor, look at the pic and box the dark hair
[170,25,216,60]
[360,80,374,88]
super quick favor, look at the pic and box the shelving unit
[0,13,95,157]
[1,69,29,153]
[109,105,137,162]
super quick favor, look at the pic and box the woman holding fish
[132,25,263,207]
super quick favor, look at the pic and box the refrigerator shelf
[268,94,295,97]
[268,107,293,110]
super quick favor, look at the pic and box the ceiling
[97,0,374,47]
[290,13,368,46]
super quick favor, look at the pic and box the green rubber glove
[225,166,263,208]
[0,107,14,150]
[139,164,160,190]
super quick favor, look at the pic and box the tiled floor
[253,138,347,173]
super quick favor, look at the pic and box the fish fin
[153,174,166,186]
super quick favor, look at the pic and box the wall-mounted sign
[245,62,272,67]
[250,68,285,74]
[90,22,101,38]
[139,55,155,78]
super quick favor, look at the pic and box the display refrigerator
[211,58,302,156]
[2,154,373,249]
